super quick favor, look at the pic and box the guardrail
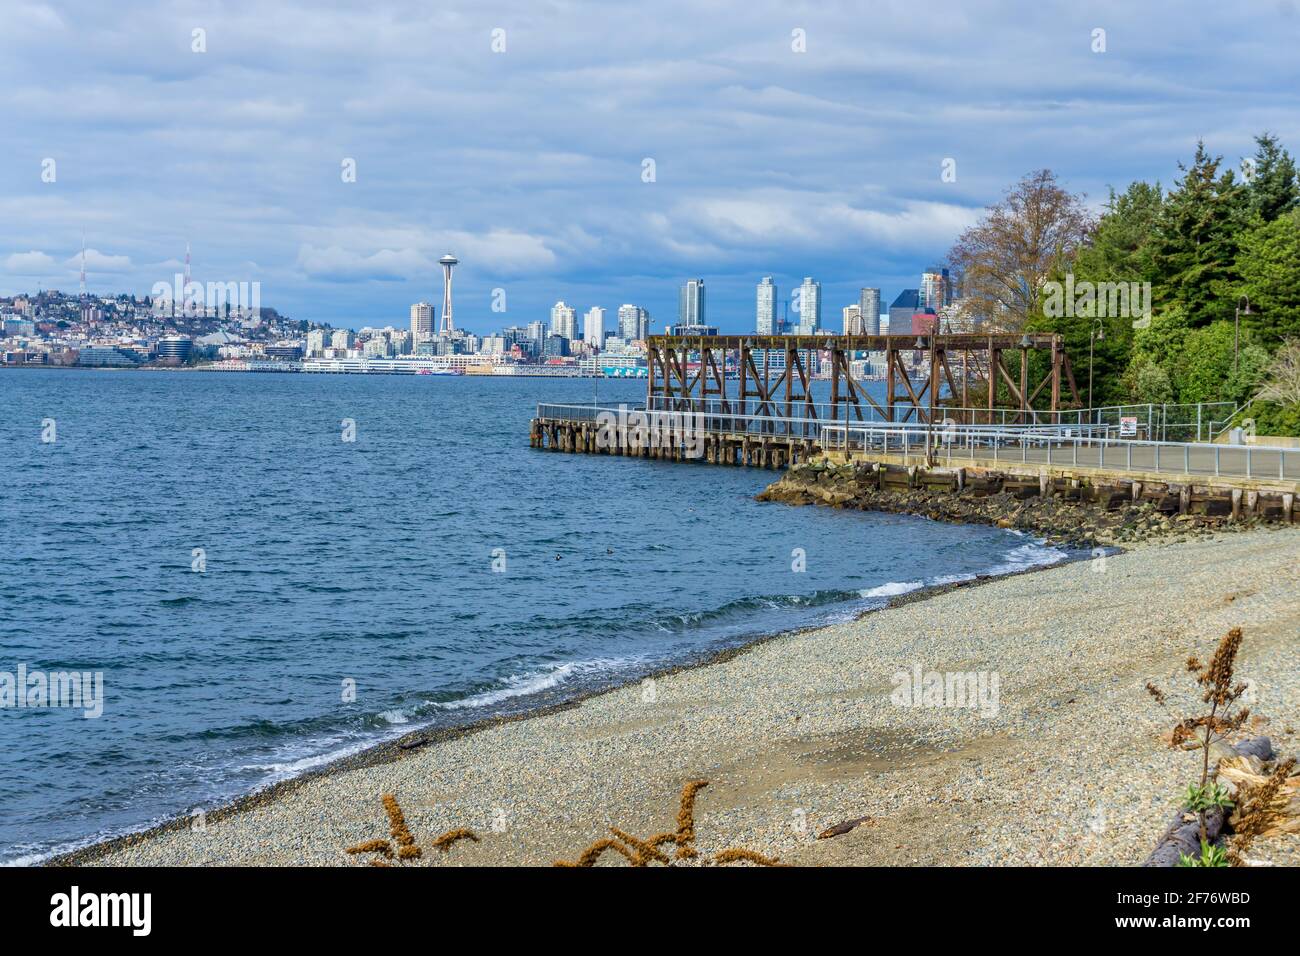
[820,422,1297,482]
[534,402,1297,481]
[537,402,1110,441]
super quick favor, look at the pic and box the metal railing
[820,422,1298,482]
[643,395,1238,439]
[538,402,1108,443]
[534,402,1298,482]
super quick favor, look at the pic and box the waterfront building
[756,276,777,334]
[550,301,577,340]
[305,329,326,357]
[265,343,304,361]
[678,279,706,327]
[156,335,193,362]
[859,288,882,335]
[796,277,821,334]
[77,345,143,367]
[583,307,605,347]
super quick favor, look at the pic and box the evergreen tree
[1244,133,1299,223]
[1236,209,1300,348]
[1149,142,1248,327]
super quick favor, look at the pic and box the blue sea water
[0,369,1066,863]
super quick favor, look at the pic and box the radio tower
[438,254,458,334]
[79,237,88,323]
[184,240,192,318]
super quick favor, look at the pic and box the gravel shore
[61,526,1300,867]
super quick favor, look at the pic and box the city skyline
[5,2,1296,332]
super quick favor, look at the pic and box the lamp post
[1234,296,1252,376]
[1088,318,1104,414]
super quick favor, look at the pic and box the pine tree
[1150,142,1248,327]
[1245,133,1299,223]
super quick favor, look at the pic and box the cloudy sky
[3,0,1299,333]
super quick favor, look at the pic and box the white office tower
[409,302,434,341]
[756,276,777,334]
[859,288,882,335]
[797,277,821,334]
[617,304,650,342]
[550,301,577,340]
[330,329,353,350]
[583,307,606,347]
[842,305,862,335]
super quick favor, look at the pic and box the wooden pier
[529,333,1300,515]
[644,331,1079,424]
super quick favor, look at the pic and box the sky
[3,0,1299,334]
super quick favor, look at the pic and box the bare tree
[948,169,1094,331]
[1256,339,1300,407]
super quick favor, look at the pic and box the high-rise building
[330,329,353,350]
[889,289,921,336]
[796,277,821,334]
[678,279,706,327]
[409,302,434,342]
[756,276,777,334]
[842,305,862,335]
[858,288,881,335]
[306,329,326,357]
[921,268,950,311]
[583,307,605,347]
[527,319,547,349]
[550,301,577,340]
[617,304,650,342]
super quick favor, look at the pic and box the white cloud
[4,251,57,274]
[66,249,133,272]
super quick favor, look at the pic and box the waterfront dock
[530,333,1300,521]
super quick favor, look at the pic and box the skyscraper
[550,301,577,340]
[678,279,706,327]
[409,302,434,342]
[921,268,950,311]
[889,289,921,335]
[583,306,605,346]
[858,288,881,335]
[842,305,862,334]
[756,276,777,334]
[796,277,821,334]
[617,304,649,341]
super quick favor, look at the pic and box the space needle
[438,254,458,334]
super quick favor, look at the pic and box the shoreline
[49,524,1300,867]
[47,536,1082,867]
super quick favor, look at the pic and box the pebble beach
[60,526,1300,867]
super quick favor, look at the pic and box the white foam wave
[859,581,924,599]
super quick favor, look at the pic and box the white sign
[1119,416,1138,437]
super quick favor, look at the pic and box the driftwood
[1143,736,1274,866]
[817,816,874,839]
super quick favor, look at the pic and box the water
[0,369,1067,863]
